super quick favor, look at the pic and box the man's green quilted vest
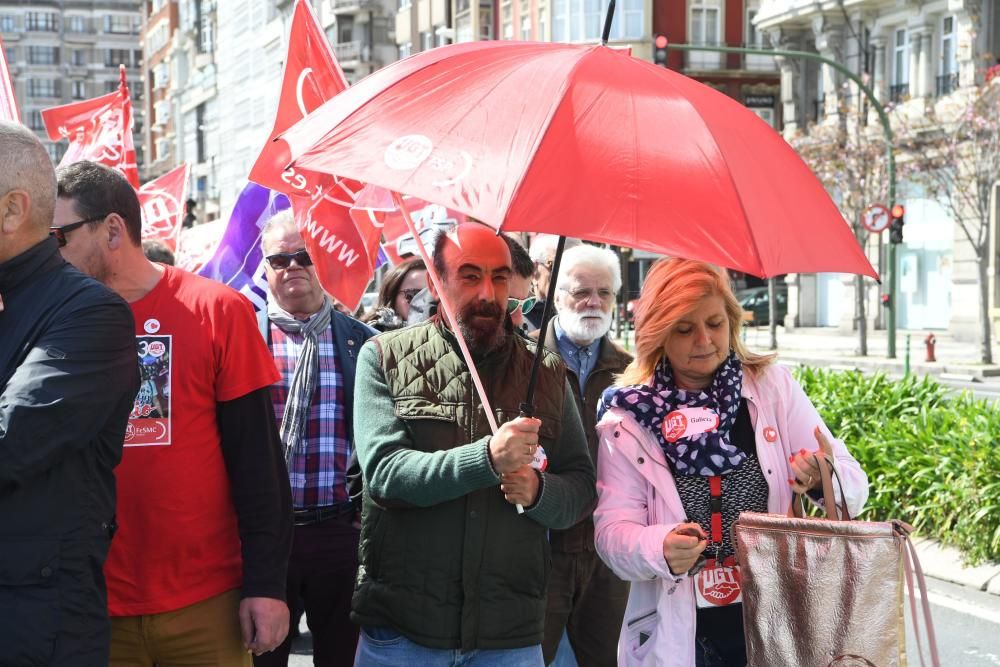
[352,320,566,650]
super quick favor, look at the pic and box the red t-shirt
[105,265,280,616]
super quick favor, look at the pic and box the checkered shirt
[269,321,350,508]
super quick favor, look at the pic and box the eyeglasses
[507,296,538,315]
[561,287,616,303]
[264,249,313,270]
[49,216,105,247]
[400,288,423,304]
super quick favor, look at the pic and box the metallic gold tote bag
[732,455,939,667]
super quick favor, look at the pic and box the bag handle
[787,453,850,521]
[897,522,941,667]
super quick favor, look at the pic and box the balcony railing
[332,0,379,10]
[333,40,363,62]
[888,83,909,103]
[935,72,958,97]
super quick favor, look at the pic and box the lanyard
[708,475,724,558]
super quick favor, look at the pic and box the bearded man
[539,244,632,666]
[351,222,595,666]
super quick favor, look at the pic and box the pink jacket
[593,363,869,666]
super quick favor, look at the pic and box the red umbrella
[281,40,877,280]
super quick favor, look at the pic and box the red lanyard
[708,475,724,548]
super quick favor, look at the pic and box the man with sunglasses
[53,161,292,666]
[537,244,632,667]
[255,210,375,667]
[0,123,139,666]
[502,234,538,334]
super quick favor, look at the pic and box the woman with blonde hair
[593,258,868,666]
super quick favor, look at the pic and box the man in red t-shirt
[53,161,293,666]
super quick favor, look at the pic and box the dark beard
[457,300,506,356]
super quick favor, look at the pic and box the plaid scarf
[267,298,333,465]
[599,352,745,476]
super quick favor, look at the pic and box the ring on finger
[806,474,814,487]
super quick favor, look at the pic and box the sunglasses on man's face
[265,249,313,270]
[507,296,538,315]
[49,216,105,248]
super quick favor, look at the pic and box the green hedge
[793,367,1000,565]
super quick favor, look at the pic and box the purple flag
[198,183,289,311]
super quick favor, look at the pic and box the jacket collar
[0,236,63,296]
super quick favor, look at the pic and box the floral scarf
[599,352,745,476]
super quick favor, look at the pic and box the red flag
[0,35,18,122]
[41,65,139,188]
[137,164,189,252]
[249,0,379,310]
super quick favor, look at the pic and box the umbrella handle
[521,235,567,415]
[391,193,525,515]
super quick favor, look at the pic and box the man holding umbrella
[351,222,596,665]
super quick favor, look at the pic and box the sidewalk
[739,326,1000,380]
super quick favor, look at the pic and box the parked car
[737,285,788,327]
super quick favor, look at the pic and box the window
[689,0,722,69]
[199,12,214,53]
[105,49,132,67]
[28,46,59,65]
[104,15,135,34]
[71,49,87,66]
[105,80,119,93]
[399,42,411,59]
[891,28,909,101]
[521,15,531,40]
[29,111,45,131]
[155,100,171,126]
[936,17,958,96]
[155,137,171,162]
[745,5,773,71]
[26,12,57,32]
[456,16,473,43]
[71,81,86,98]
[0,15,15,31]
[4,47,14,65]
[751,107,774,127]
[551,0,642,42]
[154,62,169,89]
[28,79,60,97]
[67,15,87,32]
[421,31,434,51]
[46,143,65,163]
[399,0,411,10]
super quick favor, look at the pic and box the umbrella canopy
[282,40,877,280]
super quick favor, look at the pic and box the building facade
[757,0,1000,341]
[141,0,179,178]
[1,0,144,165]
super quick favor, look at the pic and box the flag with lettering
[138,164,189,252]
[41,65,139,188]
[0,35,19,122]
[197,182,289,312]
[248,0,379,310]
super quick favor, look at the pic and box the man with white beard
[536,245,632,666]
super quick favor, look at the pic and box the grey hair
[528,234,581,264]
[0,121,56,231]
[260,208,297,254]
[555,244,622,293]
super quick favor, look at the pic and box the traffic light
[889,203,905,244]
[654,34,668,67]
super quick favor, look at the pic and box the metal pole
[666,43,897,358]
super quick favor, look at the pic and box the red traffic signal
[654,34,668,67]
[891,204,905,219]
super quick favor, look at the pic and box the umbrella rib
[498,46,599,233]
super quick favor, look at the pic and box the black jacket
[0,237,139,666]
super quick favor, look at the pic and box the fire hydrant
[924,333,937,362]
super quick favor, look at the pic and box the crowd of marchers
[0,121,867,667]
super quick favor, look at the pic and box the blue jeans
[356,627,545,667]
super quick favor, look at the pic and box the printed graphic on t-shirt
[125,335,172,447]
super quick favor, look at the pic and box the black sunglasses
[265,249,313,270]
[49,216,105,247]
[400,288,423,304]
